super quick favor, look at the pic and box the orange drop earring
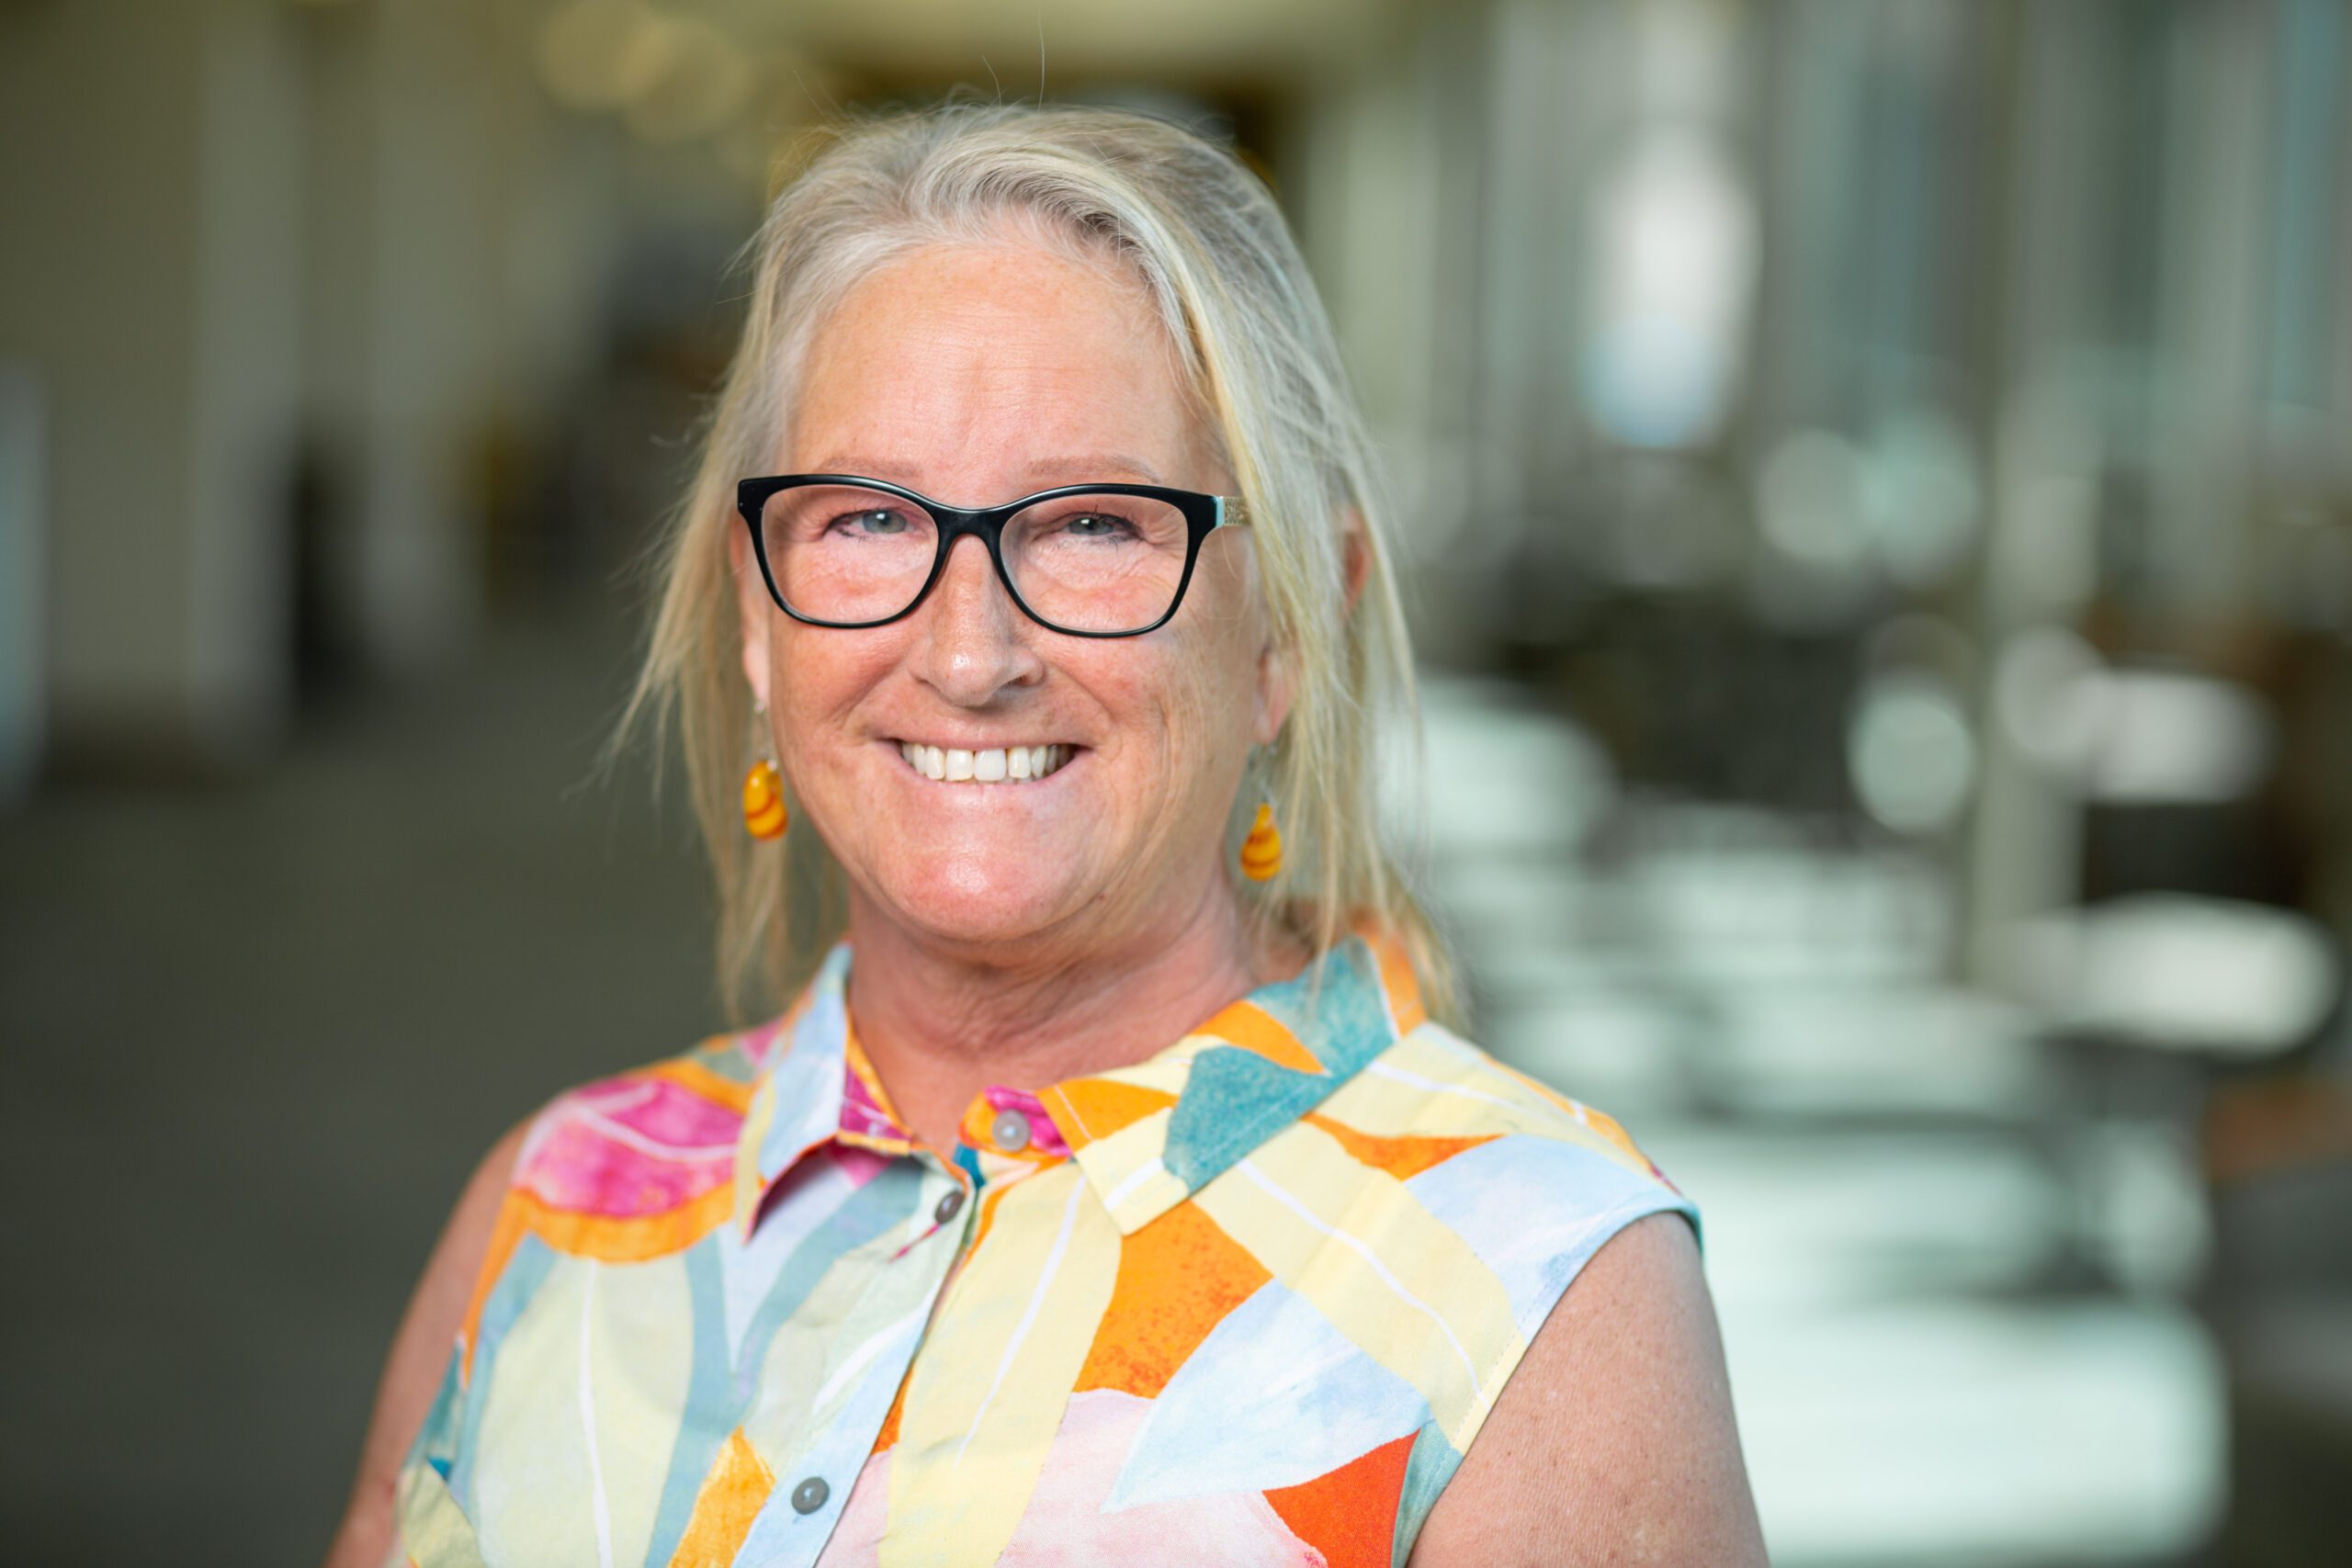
[1238,766,1283,882]
[743,698,787,841]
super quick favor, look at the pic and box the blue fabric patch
[1390,1421,1464,1568]
[642,1172,917,1565]
[755,952,855,1184]
[449,1232,558,1511]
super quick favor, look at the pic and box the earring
[743,698,787,840]
[1239,791,1283,882]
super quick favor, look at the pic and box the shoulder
[344,1027,781,1560]
[501,1026,771,1219]
[1275,1019,1720,1557]
[1408,1209,1765,1563]
[435,1021,775,1359]
[324,1118,530,1568]
[437,1024,778,1384]
[1310,1017,1699,1248]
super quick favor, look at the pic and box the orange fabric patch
[460,1198,531,1383]
[870,1370,911,1455]
[517,1181,737,1264]
[1302,1113,1497,1182]
[1367,929,1429,1034]
[1263,1430,1417,1568]
[1073,1201,1272,1399]
[1201,1000,1324,1073]
[666,1427,774,1567]
[1037,1079,1177,1148]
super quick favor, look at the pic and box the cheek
[769,626,901,754]
[1115,634,1258,782]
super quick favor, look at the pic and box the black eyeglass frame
[735,474,1250,638]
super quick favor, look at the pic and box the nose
[907,534,1045,705]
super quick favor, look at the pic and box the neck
[842,870,1299,1156]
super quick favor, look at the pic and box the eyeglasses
[736,474,1251,637]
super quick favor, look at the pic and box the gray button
[791,1475,830,1515]
[933,1187,965,1225]
[989,1109,1032,1153]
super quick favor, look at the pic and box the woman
[329,102,1763,1567]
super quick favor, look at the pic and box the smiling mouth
[895,741,1078,784]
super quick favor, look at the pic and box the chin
[869,849,1093,953]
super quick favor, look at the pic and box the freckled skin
[730,239,1294,1149]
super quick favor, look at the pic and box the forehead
[786,239,1204,490]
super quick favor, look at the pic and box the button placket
[740,1163,963,1567]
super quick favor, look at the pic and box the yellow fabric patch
[882,1164,1121,1566]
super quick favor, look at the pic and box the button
[989,1109,1032,1153]
[790,1475,830,1515]
[933,1187,965,1225]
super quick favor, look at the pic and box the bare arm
[322,1122,526,1568]
[1410,1211,1767,1566]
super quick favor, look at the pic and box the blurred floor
[0,613,2245,1567]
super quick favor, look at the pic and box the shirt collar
[732,925,1429,1237]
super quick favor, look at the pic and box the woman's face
[734,238,1289,961]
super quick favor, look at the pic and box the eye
[831,507,910,537]
[1060,512,1136,540]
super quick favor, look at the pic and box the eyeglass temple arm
[1213,496,1250,530]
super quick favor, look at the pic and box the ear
[1251,635,1295,749]
[1340,506,1371,618]
[730,523,774,712]
[1250,507,1367,748]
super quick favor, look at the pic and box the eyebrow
[804,453,1169,491]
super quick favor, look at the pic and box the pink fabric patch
[515,1074,741,1219]
[831,1144,893,1189]
[840,1066,908,1144]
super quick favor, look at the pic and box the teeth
[898,741,1072,784]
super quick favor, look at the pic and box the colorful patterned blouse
[393,931,1696,1568]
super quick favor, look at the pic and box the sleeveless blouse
[392,931,1697,1567]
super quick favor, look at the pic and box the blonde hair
[614,99,1456,1027]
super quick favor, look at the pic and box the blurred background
[4,0,2349,1562]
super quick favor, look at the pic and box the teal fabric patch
[1390,1421,1465,1568]
[1160,939,1398,1192]
[1246,938,1392,1070]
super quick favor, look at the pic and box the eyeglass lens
[759,484,1193,634]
